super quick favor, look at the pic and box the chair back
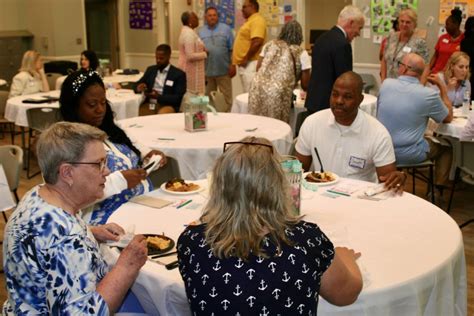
[289,137,298,156]
[294,110,309,137]
[360,73,377,94]
[0,90,9,119]
[209,90,229,112]
[46,73,63,91]
[0,145,23,191]
[460,141,474,184]
[148,156,181,188]
[26,107,61,131]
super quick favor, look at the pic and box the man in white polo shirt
[295,71,406,191]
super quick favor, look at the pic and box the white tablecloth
[231,92,378,134]
[55,71,143,90]
[435,109,471,179]
[0,79,6,86]
[118,113,293,180]
[436,109,470,138]
[5,89,144,127]
[106,178,466,316]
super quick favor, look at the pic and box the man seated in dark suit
[136,44,187,114]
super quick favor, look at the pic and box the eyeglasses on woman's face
[66,159,107,172]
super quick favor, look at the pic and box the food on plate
[305,171,336,183]
[147,236,171,250]
[165,178,200,192]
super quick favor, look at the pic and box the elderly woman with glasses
[60,70,166,225]
[380,8,429,82]
[3,122,148,315]
[177,136,363,315]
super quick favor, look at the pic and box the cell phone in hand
[143,155,162,175]
[143,162,154,171]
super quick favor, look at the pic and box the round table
[231,92,378,134]
[435,108,471,179]
[118,113,293,180]
[55,71,143,90]
[106,178,466,316]
[5,89,144,127]
[436,108,470,138]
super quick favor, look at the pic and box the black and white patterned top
[177,221,334,316]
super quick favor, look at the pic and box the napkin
[105,232,134,248]
[129,195,173,209]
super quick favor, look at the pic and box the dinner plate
[302,171,339,188]
[144,234,175,256]
[160,181,204,195]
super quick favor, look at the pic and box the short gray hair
[278,20,303,46]
[338,5,364,24]
[37,122,106,184]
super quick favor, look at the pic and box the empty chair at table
[9,50,50,98]
[177,136,363,315]
[59,70,167,225]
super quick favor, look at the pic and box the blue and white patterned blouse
[3,186,110,315]
[178,221,335,315]
[88,140,153,225]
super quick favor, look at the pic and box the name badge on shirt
[349,156,366,169]
[402,46,412,53]
[442,38,449,44]
[165,80,174,87]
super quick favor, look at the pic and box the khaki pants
[426,137,453,187]
[206,75,233,112]
[238,60,257,93]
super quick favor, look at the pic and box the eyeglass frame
[65,160,107,172]
[223,141,274,153]
[397,60,412,71]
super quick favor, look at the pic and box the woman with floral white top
[3,122,148,315]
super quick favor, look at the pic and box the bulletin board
[205,0,236,27]
[439,0,474,24]
[370,0,418,35]
[201,0,297,35]
[129,0,153,30]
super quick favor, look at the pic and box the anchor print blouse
[177,221,334,315]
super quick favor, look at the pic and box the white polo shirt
[295,109,396,183]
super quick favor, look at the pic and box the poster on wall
[370,0,418,35]
[260,0,284,27]
[205,0,235,28]
[439,0,474,24]
[129,0,153,30]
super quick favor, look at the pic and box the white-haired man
[304,5,365,114]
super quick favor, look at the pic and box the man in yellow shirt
[230,0,267,92]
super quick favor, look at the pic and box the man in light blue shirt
[377,53,453,187]
[199,6,234,111]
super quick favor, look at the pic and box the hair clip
[71,71,102,96]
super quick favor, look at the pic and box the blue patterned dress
[87,140,153,225]
[3,186,109,315]
[178,221,334,315]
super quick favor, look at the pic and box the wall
[352,0,442,91]
[353,0,441,65]
[0,0,27,30]
[305,0,347,47]
[120,0,191,69]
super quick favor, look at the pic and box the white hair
[338,5,364,24]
